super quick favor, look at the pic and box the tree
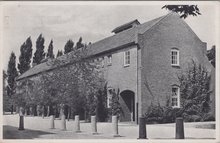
[3,70,12,112]
[207,45,215,67]
[96,83,108,122]
[6,52,18,113]
[14,79,35,108]
[33,34,45,65]
[56,50,63,58]
[20,46,104,119]
[76,37,84,49]
[162,5,201,19]
[7,52,18,97]
[110,88,122,118]
[18,37,33,74]
[46,40,55,59]
[178,60,212,121]
[64,40,74,54]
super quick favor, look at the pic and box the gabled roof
[87,14,167,56]
[112,19,140,34]
[17,13,171,81]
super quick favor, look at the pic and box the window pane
[172,98,177,106]
[172,88,178,96]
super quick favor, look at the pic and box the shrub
[178,60,212,121]
[203,113,215,121]
[144,102,164,124]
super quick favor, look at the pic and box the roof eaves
[87,41,136,58]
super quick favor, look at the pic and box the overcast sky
[1,2,218,70]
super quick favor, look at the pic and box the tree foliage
[18,37,33,74]
[110,88,122,117]
[14,79,36,107]
[64,40,74,54]
[17,46,105,119]
[207,45,215,67]
[33,34,45,65]
[3,70,12,112]
[76,37,84,49]
[46,40,55,59]
[162,5,201,19]
[178,60,212,121]
[96,83,108,122]
[7,52,18,97]
[56,50,63,58]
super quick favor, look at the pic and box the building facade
[17,13,215,122]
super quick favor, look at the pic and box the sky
[1,2,218,70]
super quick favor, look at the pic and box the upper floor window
[171,86,180,108]
[171,49,179,66]
[124,50,130,67]
[107,55,112,66]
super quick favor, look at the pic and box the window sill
[124,64,130,68]
[172,106,180,109]
[171,64,180,68]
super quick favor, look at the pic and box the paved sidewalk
[3,114,216,139]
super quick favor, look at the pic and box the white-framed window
[171,86,180,108]
[101,57,105,68]
[107,55,112,66]
[171,49,179,66]
[107,88,113,108]
[124,50,130,66]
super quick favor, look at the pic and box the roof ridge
[89,14,170,48]
[138,13,172,35]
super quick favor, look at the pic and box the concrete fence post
[61,115,66,131]
[112,115,120,137]
[50,115,55,129]
[91,115,98,134]
[18,107,24,130]
[75,115,81,132]
[18,116,24,130]
[175,117,185,139]
[138,117,147,139]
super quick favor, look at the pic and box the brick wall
[97,44,138,121]
[139,13,214,116]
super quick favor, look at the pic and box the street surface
[3,114,215,139]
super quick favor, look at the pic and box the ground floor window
[171,86,180,108]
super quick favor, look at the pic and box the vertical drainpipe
[136,45,138,124]
[135,32,139,124]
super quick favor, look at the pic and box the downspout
[135,32,140,124]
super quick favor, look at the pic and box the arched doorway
[120,90,135,122]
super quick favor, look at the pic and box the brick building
[17,13,215,122]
